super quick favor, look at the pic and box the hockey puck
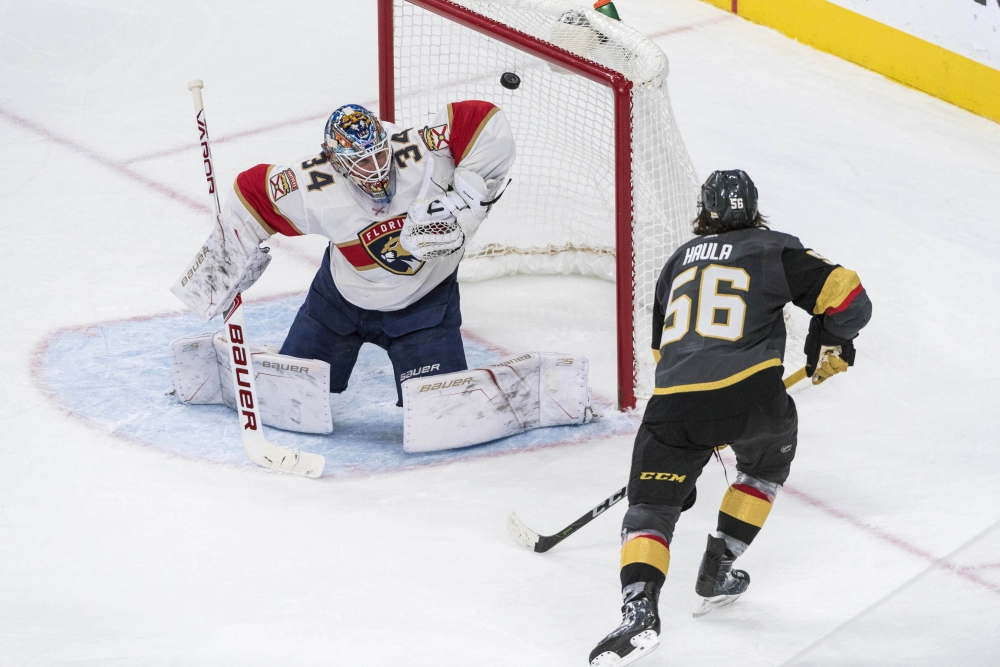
[500,72,521,90]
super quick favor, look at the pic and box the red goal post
[378,0,698,410]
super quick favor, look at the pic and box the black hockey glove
[804,316,856,384]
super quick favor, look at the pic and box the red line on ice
[120,108,345,165]
[0,106,322,269]
[0,106,210,214]
[122,17,729,165]
[645,15,732,41]
[0,14,725,215]
[782,485,1000,596]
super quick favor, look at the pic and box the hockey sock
[716,473,781,556]
[619,531,670,590]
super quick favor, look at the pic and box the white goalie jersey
[224,101,515,311]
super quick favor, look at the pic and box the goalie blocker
[402,352,594,453]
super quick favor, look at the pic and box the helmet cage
[325,139,394,202]
[323,105,395,204]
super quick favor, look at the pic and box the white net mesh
[392,0,699,401]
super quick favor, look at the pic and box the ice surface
[34,296,635,476]
[2,0,999,665]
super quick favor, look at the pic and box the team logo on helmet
[331,107,383,151]
[357,216,424,276]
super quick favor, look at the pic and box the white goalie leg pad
[211,332,333,435]
[402,352,593,453]
[168,332,333,434]
[169,333,224,404]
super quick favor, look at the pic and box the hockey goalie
[169,101,594,448]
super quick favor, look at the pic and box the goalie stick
[507,366,809,552]
[188,80,324,479]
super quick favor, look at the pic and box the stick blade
[246,439,325,478]
[507,512,541,552]
[269,449,325,479]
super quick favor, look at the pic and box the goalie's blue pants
[279,248,468,406]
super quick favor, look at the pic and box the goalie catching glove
[804,316,857,385]
[401,170,498,261]
[170,216,270,321]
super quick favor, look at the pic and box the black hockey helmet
[698,170,758,228]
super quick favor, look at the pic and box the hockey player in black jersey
[589,170,872,666]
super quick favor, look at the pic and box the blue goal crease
[35,296,638,478]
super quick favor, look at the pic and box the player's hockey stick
[507,365,809,552]
[783,365,808,388]
[508,487,626,553]
[188,80,324,479]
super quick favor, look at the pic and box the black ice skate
[589,582,660,667]
[693,534,750,618]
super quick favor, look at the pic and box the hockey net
[379,0,699,408]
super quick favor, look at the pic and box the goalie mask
[323,104,395,207]
[698,169,758,228]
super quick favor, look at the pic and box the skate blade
[590,631,659,667]
[692,593,741,618]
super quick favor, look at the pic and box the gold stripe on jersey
[813,267,861,315]
[460,106,500,163]
[652,358,782,395]
[234,177,277,236]
[335,239,379,271]
[233,167,305,237]
[652,348,661,363]
[262,166,306,236]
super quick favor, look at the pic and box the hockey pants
[280,247,468,406]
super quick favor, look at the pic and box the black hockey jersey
[645,227,872,421]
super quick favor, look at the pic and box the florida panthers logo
[334,107,383,150]
[358,217,424,275]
